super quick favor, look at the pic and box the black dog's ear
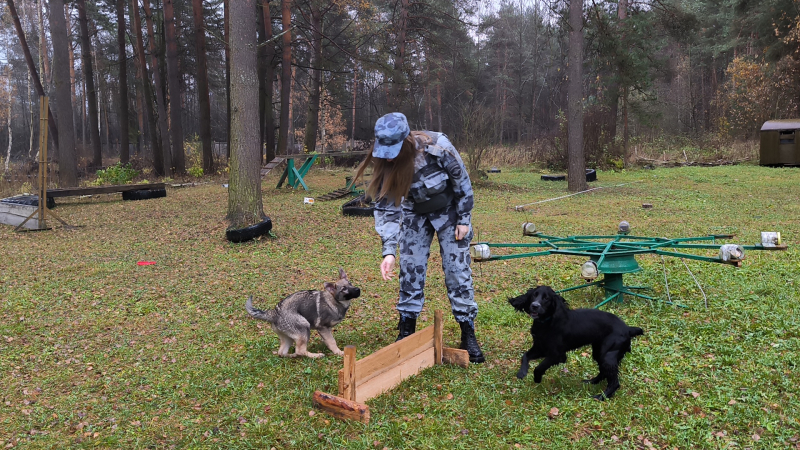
[547,288,571,314]
[508,290,533,312]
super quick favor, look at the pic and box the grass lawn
[1,164,799,449]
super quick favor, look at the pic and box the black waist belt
[413,191,453,214]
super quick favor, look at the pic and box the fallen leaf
[548,407,559,418]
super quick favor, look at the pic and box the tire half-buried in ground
[226,217,273,243]
[342,194,375,217]
[541,169,597,182]
[122,188,167,201]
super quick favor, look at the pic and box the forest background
[0,0,798,188]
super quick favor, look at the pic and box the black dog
[508,285,643,400]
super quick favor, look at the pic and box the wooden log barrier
[314,310,470,422]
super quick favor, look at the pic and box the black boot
[459,321,485,363]
[396,317,417,342]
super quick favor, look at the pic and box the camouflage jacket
[374,131,474,257]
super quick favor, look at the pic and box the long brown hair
[353,133,420,206]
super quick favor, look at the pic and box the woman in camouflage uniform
[353,112,484,363]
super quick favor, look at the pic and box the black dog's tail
[628,326,644,338]
[245,296,277,323]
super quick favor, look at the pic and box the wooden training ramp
[312,310,469,423]
[260,157,285,178]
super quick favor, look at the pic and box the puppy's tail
[628,326,644,338]
[245,296,277,322]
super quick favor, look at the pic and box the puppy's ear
[508,291,531,312]
[338,267,347,280]
[324,282,336,295]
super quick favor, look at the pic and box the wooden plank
[46,183,166,198]
[344,326,434,386]
[442,347,470,368]
[354,347,436,403]
[312,391,370,424]
[434,311,443,365]
[341,346,357,401]
[0,203,40,229]
[260,157,285,177]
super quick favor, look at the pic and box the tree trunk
[351,54,357,146]
[224,0,231,159]
[117,0,130,164]
[262,1,276,162]
[5,96,11,172]
[131,0,162,172]
[65,4,78,144]
[388,0,408,109]
[302,1,323,154]
[256,2,275,162]
[143,0,172,176]
[567,0,586,193]
[227,0,264,228]
[163,0,185,174]
[277,0,292,155]
[48,0,78,186]
[76,0,102,170]
[6,0,59,150]
[192,0,214,173]
[38,0,50,89]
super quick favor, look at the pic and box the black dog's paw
[533,374,543,383]
[593,393,607,401]
[516,369,528,379]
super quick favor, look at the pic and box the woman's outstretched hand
[380,255,396,280]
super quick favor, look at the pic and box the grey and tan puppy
[245,268,361,358]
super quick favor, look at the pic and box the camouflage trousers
[397,213,477,325]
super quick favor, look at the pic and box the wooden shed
[760,119,800,166]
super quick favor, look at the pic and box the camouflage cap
[372,112,410,159]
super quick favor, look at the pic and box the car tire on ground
[541,169,597,182]
[342,194,375,217]
[226,217,273,243]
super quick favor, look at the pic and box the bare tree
[48,0,78,186]
[277,0,292,155]
[117,0,130,164]
[302,0,325,153]
[227,0,264,227]
[163,0,185,173]
[388,0,409,109]
[258,0,276,163]
[192,0,214,172]
[130,0,162,172]
[143,0,172,176]
[567,0,586,192]
[6,0,59,150]
[76,0,102,170]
